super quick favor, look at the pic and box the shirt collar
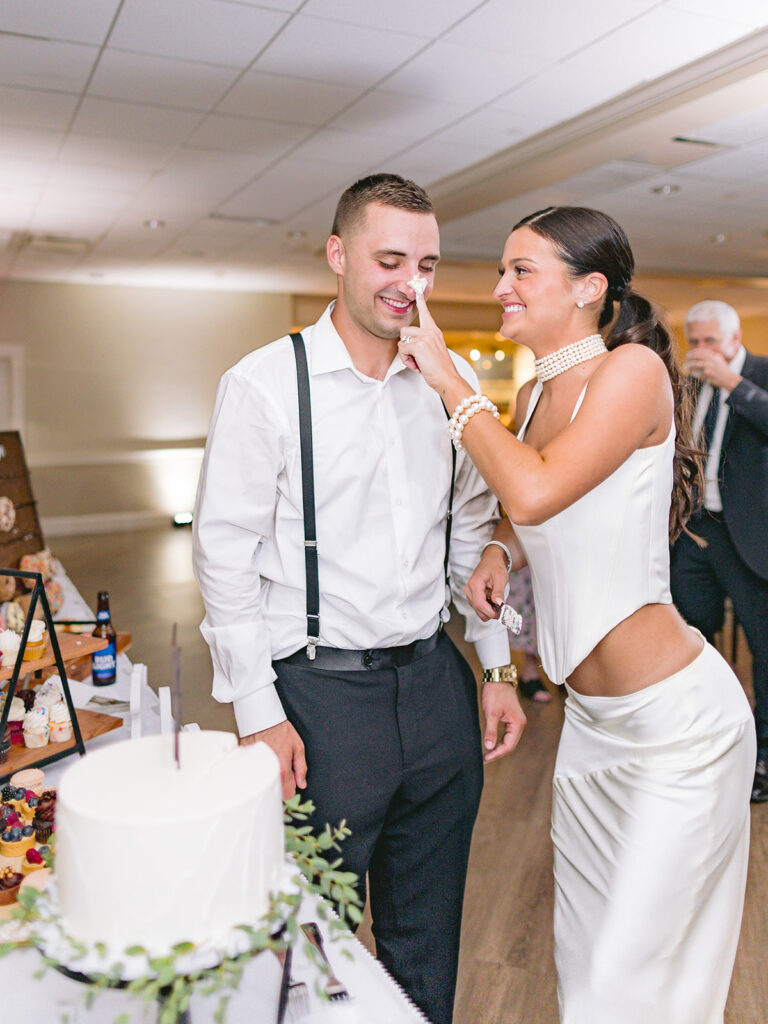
[729,344,746,375]
[308,301,409,382]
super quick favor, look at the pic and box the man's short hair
[684,299,740,339]
[331,173,434,238]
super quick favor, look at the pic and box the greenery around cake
[0,795,363,1024]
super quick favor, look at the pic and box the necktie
[701,388,721,453]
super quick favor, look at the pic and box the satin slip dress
[513,379,754,1024]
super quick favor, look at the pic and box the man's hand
[241,720,307,800]
[481,683,526,763]
[685,348,742,391]
[465,546,509,622]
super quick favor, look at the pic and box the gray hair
[684,300,740,339]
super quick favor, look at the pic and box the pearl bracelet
[448,394,499,451]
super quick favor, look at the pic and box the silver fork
[300,921,350,1001]
[273,946,310,1022]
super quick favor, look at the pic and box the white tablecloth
[0,902,429,1023]
[1,566,429,1023]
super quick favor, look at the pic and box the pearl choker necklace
[534,334,607,382]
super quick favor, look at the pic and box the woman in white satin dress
[397,206,754,1024]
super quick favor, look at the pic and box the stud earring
[577,300,585,308]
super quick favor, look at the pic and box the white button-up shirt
[692,345,746,511]
[193,303,509,736]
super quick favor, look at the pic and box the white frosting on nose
[408,275,427,295]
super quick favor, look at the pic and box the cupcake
[0,726,10,764]
[0,867,23,905]
[10,768,45,796]
[4,602,25,634]
[33,791,56,843]
[22,621,47,661]
[48,702,72,743]
[33,690,60,713]
[22,706,49,748]
[7,697,25,746]
[0,628,20,673]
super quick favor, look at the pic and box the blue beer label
[92,642,117,682]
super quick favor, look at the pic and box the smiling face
[493,226,606,350]
[328,202,440,342]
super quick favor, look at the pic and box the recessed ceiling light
[651,184,680,196]
[494,350,506,361]
[287,230,306,240]
[469,349,481,361]
[710,233,728,245]
[143,218,165,229]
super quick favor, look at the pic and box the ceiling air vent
[24,234,93,257]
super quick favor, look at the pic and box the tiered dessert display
[0,568,122,783]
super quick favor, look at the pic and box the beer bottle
[91,590,117,685]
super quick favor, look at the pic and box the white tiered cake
[55,731,283,954]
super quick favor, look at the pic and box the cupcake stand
[0,567,123,783]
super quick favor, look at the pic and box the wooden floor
[53,527,768,1024]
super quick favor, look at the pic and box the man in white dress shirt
[671,299,768,802]
[193,174,525,1024]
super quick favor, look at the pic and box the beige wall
[0,280,292,527]
[1,274,765,533]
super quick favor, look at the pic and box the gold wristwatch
[481,665,518,686]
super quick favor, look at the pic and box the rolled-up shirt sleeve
[193,369,287,737]
[446,359,510,669]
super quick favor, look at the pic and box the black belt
[275,629,441,672]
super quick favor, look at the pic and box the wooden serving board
[0,633,108,682]
[0,709,123,777]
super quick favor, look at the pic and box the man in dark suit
[671,300,768,802]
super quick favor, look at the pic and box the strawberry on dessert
[21,848,45,875]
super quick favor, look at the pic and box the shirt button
[401,611,408,620]
[395,499,403,507]
[403,560,409,568]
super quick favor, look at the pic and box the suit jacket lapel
[722,351,756,451]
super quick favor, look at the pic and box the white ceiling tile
[0,186,40,228]
[214,0,305,10]
[71,97,202,143]
[141,148,269,199]
[442,0,659,60]
[382,41,546,105]
[300,0,484,37]
[254,15,427,87]
[489,63,635,137]
[562,7,753,95]
[0,157,51,186]
[388,139,493,185]
[0,86,78,131]
[216,161,352,221]
[672,141,768,181]
[89,50,240,110]
[109,0,290,66]
[0,126,64,162]
[432,108,524,154]
[47,162,154,194]
[288,128,401,170]
[331,90,471,140]
[186,114,310,155]
[694,102,768,146]
[217,71,363,126]
[57,133,176,171]
[0,0,122,43]
[666,0,768,29]
[0,36,98,92]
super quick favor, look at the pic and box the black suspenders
[291,331,456,659]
